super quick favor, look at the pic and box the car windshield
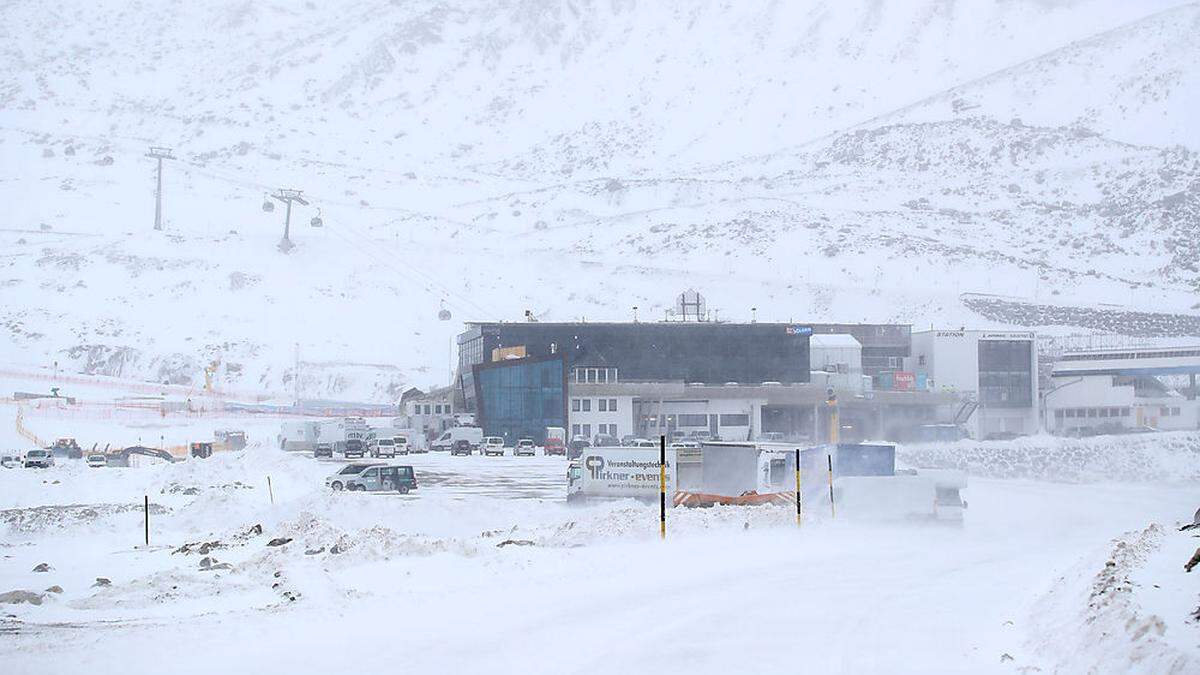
[338,465,367,475]
[27,450,47,457]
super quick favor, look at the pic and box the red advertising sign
[892,371,915,391]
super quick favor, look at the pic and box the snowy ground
[1,406,1198,673]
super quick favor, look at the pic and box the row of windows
[571,398,618,412]
[571,423,619,438]
[412,403,451,415]
[1054,406,1184,419]
[636,413,751,428]
[572,367,619,384]
[1060,350,1200,361]
[1055,407,1130,419]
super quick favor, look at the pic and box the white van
[370,437,396,458]
[431,426,483,453]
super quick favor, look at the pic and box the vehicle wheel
[398,486,409,494]
[331,482,344,491]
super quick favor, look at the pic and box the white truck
[567,442,967,522]
[279,421,326,452]
[567,447,677,503]
[431,426,482,453]
[394,428,426,453]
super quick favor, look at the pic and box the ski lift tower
[145,146,175,231]
[271,188,309,252]
[676,289,706,322]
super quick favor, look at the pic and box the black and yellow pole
[794,448,802,527]
[826,454,836,519]
[659,434,667,539]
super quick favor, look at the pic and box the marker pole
[795,448,802,527]
[143,495,150,546]
[827,454,836,519]
[267,476,275,505]
[659,435,666,540]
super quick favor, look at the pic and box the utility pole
[271,188,308,252]
[146,147,175,231]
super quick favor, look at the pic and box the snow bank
[1029,523,1198,673]
[899,432,1200,483]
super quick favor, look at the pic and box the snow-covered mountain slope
[1,0,1197,400]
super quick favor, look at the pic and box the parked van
[431,426,482,453]
[482,436,505,457]
[326,463,418,493]
[370,437,396,458]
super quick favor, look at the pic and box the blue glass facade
[474,355,567,443]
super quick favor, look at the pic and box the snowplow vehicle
[49,438,83,459]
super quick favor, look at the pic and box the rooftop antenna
[145,146,175,231]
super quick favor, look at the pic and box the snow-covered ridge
[1,0,1197,397]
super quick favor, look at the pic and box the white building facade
[910,330,1040,438]
[1046,346,1200,434]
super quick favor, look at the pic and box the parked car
[370,437,397,458]
[669,441,699,449]
[343,438,366,459]
[314,442,334,458]
[1,455,19,469]
[593,434,618,448]
[567,435,591,460]
[630,438,658,448]
[338,464,418,493]
[86,453,108,468]
[482,436,505,457]
[514,439,536,457]
[619,435,638,447]
[325,463,384,491]
[450,439,473,456]
[23,449,54,469]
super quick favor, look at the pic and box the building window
[424,404,432,415]
[582,424,591,437]
[1064,409,1075,418]
[1054,409,1064,419]
[1087,408,1097,418]
[582,399,591,412]
[1121,408,1131,417]
[719,414,750,426]
[571,399,581,412]
[678,414,708,427]
[917,355,926,366]
[598,399,608,412]
[977,340,1033,409]
[608,398,617,411]
[1172,407,1181,416]
[572,424,581,436]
